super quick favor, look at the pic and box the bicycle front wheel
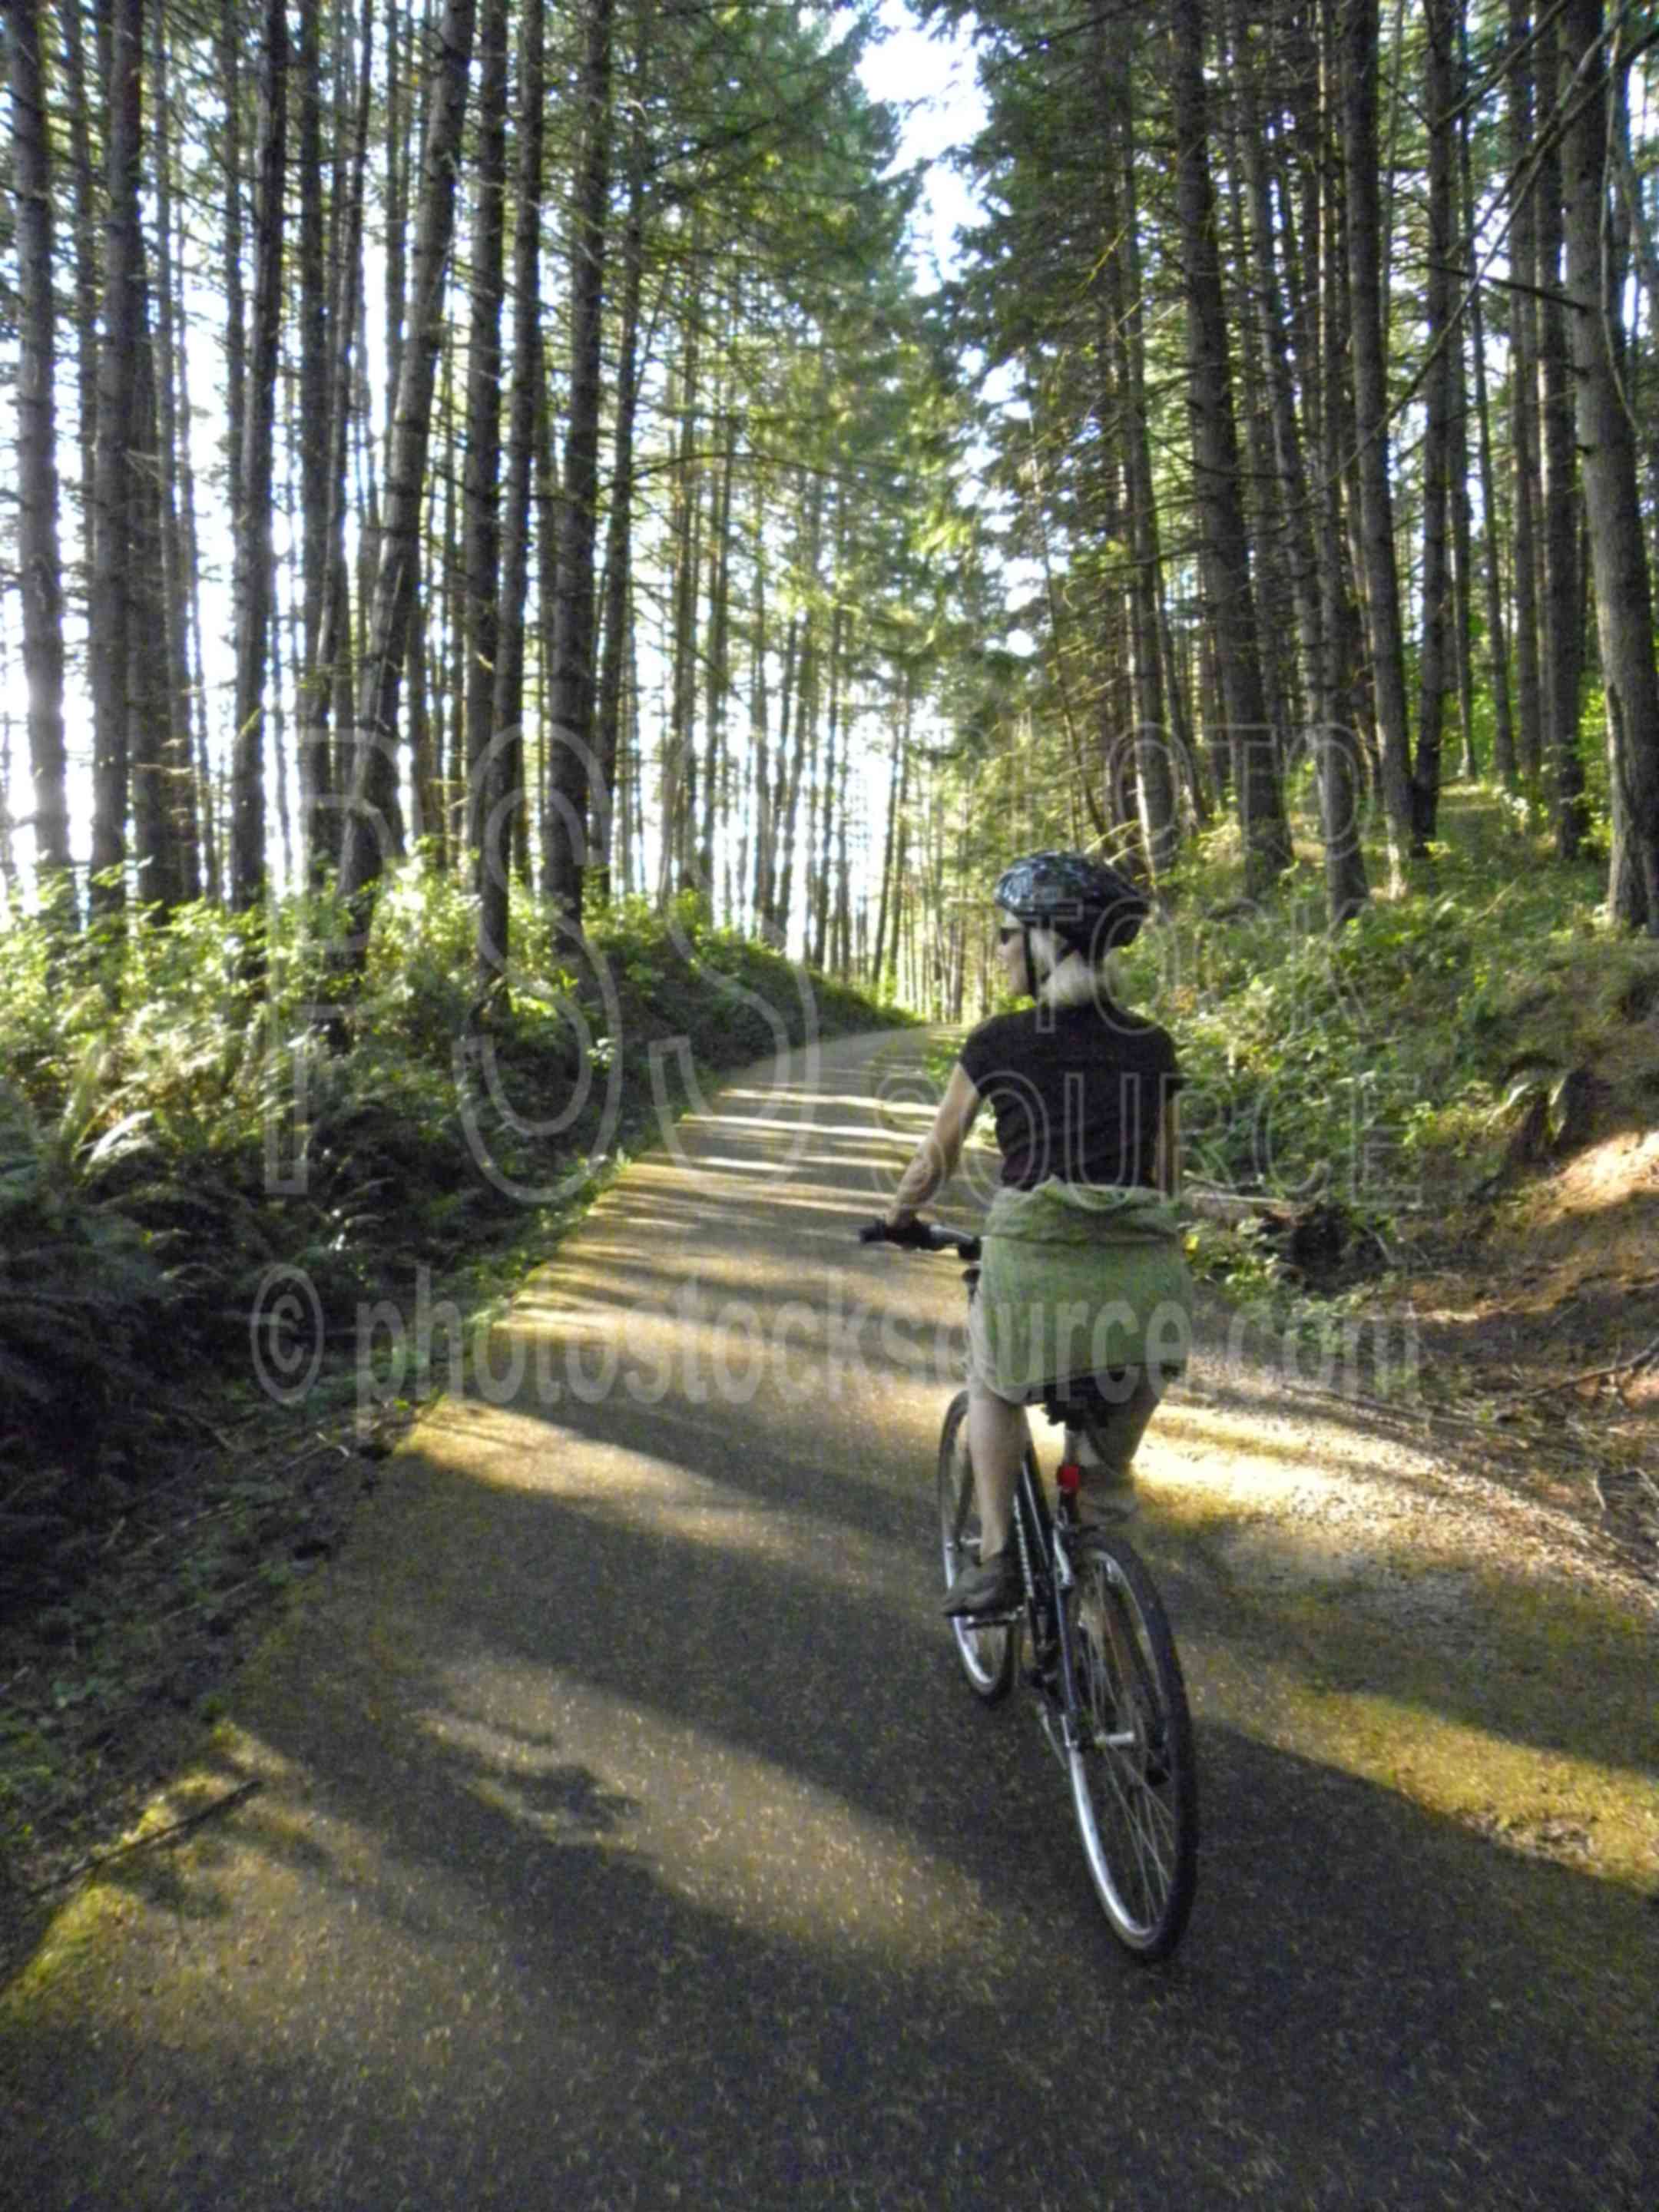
[1064,1528,1197,1960]
[936,1390,1015,1703]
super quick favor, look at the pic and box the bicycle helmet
[993,850,1150,953]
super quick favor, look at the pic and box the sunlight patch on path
[1131,1395,1659,1902]
[416,1667,1005,1971]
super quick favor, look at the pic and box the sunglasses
[997,925,1021,945]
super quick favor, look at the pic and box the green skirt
[972,1181,1192,1400]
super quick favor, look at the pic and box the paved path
[3,1030,1656,2209]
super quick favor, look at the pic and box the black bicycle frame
[1009,1455,1088,1748]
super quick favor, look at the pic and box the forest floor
[2,1042,1655,1993]
[1389,1120,1659,1583]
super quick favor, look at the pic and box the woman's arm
[887,1062,982,1224]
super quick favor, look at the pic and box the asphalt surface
[2,1028,1656,2210]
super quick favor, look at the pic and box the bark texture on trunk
[544,0,614,926]
[480,0,543,981]
[1340,0,1416,879]
[88,0,146,914]
[9,0,71,896]
[336,0,476,938]
[228,0,289,914]
[462,0,508,945]
[1561,0,1659,929]
[1170,0,1291,899]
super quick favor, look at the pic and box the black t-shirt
[957,997,1181,1192]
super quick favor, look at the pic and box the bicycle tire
[936,1389,1015,1703]
[1063,1528,1197,1960]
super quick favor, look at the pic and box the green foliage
[0,1079,175,1461]
[0,872,909,1498]
[1124,793,1659,1236]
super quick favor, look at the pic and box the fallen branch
[24,1780,264,1898]
[1495,1333,1659,1401]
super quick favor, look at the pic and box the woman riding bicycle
[884,851,1192,1618]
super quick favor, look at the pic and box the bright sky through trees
[854,1,986,289]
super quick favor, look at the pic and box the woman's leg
[967,1376,1028,1558]
[1076,1369,1162,1524]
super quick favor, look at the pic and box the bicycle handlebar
[858,1217,982,1262]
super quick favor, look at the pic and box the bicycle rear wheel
[936,1390,1015,1703]
[1064,1528,1197,1959]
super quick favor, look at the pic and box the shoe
[1076,1474,1138,1526]
[944,1550,1020,1618]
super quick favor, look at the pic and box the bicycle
[862,1217,1199,1962]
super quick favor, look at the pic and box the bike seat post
[1055,1441,1083,1532]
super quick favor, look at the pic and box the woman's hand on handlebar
[858,1216,981,1260]
[859,1214,932,1249]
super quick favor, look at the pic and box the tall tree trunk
[1411,0,1457,845]
[479,0,541,978]
[1462,5,1516,787]
[1506,0,1545,784]
[228,0,288,915]
[218,0,245,521]
[1101,11,1177,879]
[303,0,373,882]
[1561,0,1659,930]
[1170,0,1292,899]
[58,0,100,585]
[1340,0,1416,882]
[127,243,190,915]
[1234,3,1323,733]
[659,253,704,906]
[833,736,852,978]
[775,518,818,952]
[872,675,909,991]
[150,7,201,902]
[462,0,508,960]
[9,0,71,904]
[334,0,476,942]
[1297,0,1368,922]
[88,0,145,916]
[544,0,614,926]
[592,42,647,908]
[296,0,329,694]
[763,611,799,944]
[700,409,736,903]
[813,577,845,972]
[1534,22,1586,859]
[382,0,409,449]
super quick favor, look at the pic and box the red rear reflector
[1058,1461,1082,1495]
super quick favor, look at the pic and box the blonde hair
[1025,924,1128,1008]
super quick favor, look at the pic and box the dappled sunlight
[1137,1445,1658,1879]
[415,1669,1004,1967]
[1532,1126,1659,1223]
[674,1107,919,1153]
[406,1401,919,1593]
[1150,1397,1392,1483]
[1181,1630,1659,1896]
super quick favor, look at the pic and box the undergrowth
[0,869,908,1547]
[1132,790,1659,1212]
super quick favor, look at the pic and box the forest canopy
[3,0,1659,986]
